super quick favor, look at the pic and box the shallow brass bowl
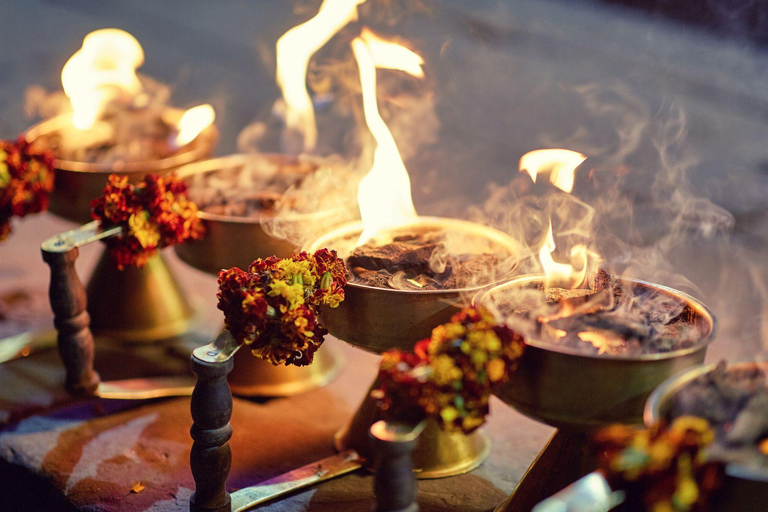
[645,362,768,512]
[174,154,348,273]
[25,110,219,224]
[304,217,520,354]
[478,274,715,430]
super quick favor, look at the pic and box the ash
[348,226,507,290]
[29,76,187,164]
[668,362,768,472]
[505,270,708,356]
[186,156,317,217]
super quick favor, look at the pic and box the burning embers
[486,270,710,356]
[27,29,215,164]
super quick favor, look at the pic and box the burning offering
[27,29,215,165]
[488,270,711,357]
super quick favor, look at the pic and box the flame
[539,220,588,289]
[519,149,587,194]
[578,331,615,355]
[175,104,215,147]
[276,0,367,153]
[61,29,144,130]
[352,31,424,244]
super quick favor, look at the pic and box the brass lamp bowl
[172,154,349,397]
[645,362,768,512]
[173,153,350,273]
[304,217,519,478]
[478,274,715,512]
[478,274,715,430]
[25,109,219,224]
[23,110,218,344]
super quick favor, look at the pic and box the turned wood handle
[370,421,424,512]
[41,247,100,395]
[190,354,235,512]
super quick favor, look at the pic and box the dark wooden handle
[41,247,100,395]
[371,421,421,512]
[190,354,234,512]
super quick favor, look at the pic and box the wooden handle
[41,247,100,396]
[370,421,422,512]
[190,354,235,512]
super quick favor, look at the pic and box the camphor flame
[61,29,144,130]
[539,220,589,289]
[276,0,367,153]
[519,148,586,194]
[352,30,423,244]
[175,104,215,147]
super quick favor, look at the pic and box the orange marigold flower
[217,249,346,367]
[374,306,526,433]
[91,173,205,269]
[0,136,55,241]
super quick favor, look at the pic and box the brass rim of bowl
[24,110,219,174]
[175,153,347,225]
[303,216,521,296]
[474,273,717,362]
[644,361,768,482]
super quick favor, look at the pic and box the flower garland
[373,306,526,434]
[217,249,347,366]
[594,417,725,512]
[0,137,55,241]
[90,173,205,269]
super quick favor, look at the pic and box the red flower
[0,136,55,241]
[217,249,347,367]
[373,306,526,433]
[91,173,205,269]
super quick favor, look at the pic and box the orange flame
[61,29,144,130]
[276,0,367,153]
[352,31,424,244]
[578,331,615,355]
[175,104,215,147]
[519,149,586,194]
[539,220,588,289]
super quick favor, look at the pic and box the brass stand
[335,377,491,479]
[227,340,344,397]
[494,429,595,512]
[86,250,194,343]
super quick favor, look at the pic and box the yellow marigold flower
[440,406,459,424]
[672,454,699,508]
[462,415,484,432]
[487,358,506,382]
[128,211,161,248]
[268,280,305,309]
[669,416,714,445]
[652,502,675,512]
[276,259,317,287]
[430,321,466,347]
[467,328,502,353]
[430,354,463,386]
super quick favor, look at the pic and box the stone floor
[1,0,768,511]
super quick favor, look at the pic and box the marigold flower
[594,416,724,512]
[0,136,55,241]
[217,249,346,367]
[91,173,205,269]
[374,306,526,434]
